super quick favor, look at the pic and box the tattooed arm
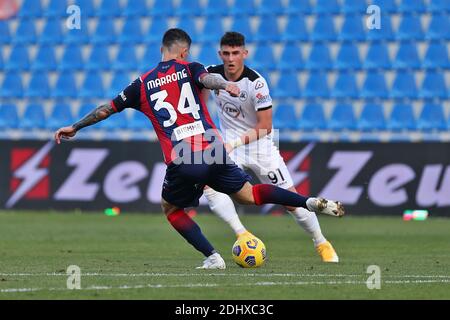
[199,73,240,97]
[54,103,116,144]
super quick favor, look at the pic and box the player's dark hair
[220,32,246,47]
[162,28,192,49]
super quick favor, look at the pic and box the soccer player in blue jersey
[54,28,344,269]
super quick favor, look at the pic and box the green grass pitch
[0,211,449,300]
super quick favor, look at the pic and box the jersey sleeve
[251,76,273,111]
[111,78,142,112]
[188,62,208,89]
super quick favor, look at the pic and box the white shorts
[229,142,294,190]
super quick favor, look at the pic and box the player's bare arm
[199,73,240,97]
[54,103,116,144]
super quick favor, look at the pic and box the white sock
[288,207,327,246]
[204,188,247,236]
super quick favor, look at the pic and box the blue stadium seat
[150,0,174,17]
[419,71,448,99]
[230,0,256,16]
[0,104,19,130]
[358,104,386,131]
[328,103,357,131]
[113,46,139,71]
[305,43,333,70]
[20,104,46,130]
[366,16,395,41]
[98,0,122,17]
[0,21,11,44]
[12,19,37,44]
[303,72,330,99]
[387,104,417,131]
[31,45,57,71]
[335,42,362,70]
[273,104,299,130]
[64,16,90,44]
[396,14,424,41]
[123,0,148,17]
[313,0,340,14]
[276,43,304,71]
[331,72,359,99]
[86,45,111,71]
[390,71,418,99]
[203,0,229,16]
[144,16,169,44]
[423,42,449,69]
[360,72,389,99]
[341,0,367,14]
[272,71,301,99]
[18,0,42,18]
[370,0,397,12]
[98,111,129,131]
[230,16,254,42]
[310,15,337,42]
[47,103,74,130]
[398,0,426,13]
[44,0,68,18]
[364,42,391,69]
[52,72,78,99]
[5,45,29,71]
[140,45,163,72]
[78,103,96,124]
[298,103,327,131]
[285,0,312,15]
[256,0,284,15]
[250,44,276,72]
[0,51,3,69]
[417,103,447,131]
[0,72,24,98]
[176,19,199,43]
[25,72,51,99]
[127,110,152,131]
[426,14,450,41]
[39,18,63,44]
[281,14,309,42]
[197,44,221,67]
[118,19,143,44]
[429,0,450,12]
[175,0,202,17]
[253,15,280,43]
[107,71,131,99]
[91,18,117,44]
[199,16,224,43]
[59,45,84,71]
[393,42,421,69]
[339,15,366,41]
[79,72,105,99]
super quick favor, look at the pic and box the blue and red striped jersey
[112,59,221,164]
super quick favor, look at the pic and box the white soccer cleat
[307,197,345,217]
[196,252,226,269]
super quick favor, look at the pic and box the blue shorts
[162,149,251,208]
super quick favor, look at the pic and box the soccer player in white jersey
[203,32,339,262]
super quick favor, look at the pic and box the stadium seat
[197,44,221,67]
[176,19,199,43]
[387,104,417,131]
[339,15,366,41]
[150,0,175,17]
[18,0,42,18]
[364,42,391,69]
[360,72,389,99]
[198,16,224,43]
[0,72,24,98]
[285,0,312,15]
[276,43,304,71]
[298,103,327,131]
[281,14,309,42]
[47,103,74,130]
[203,0,229,16]
[5,44,30,71]
[273,104,299,130]
[419,71,448,99]
[429,0,450,12]
[140,45,163,72]
[272,71,301,99]
[127,110,152,131]
[44,0,68,18]
[313,0,340,15]
[113,46,139,71]
[230,16,254,43]
[79,71,105,99]
[423,42,449,69]
[398,0,426,13]
[390,71,418,99]
[310,15,337,42]
[358,104,386,131]
[175,0,203,17]
[52,71,78,99]
[305,43,333,70]
[253,15,280,43]
[341,0,367,14]
[417,103,447,131]
[331,72,359,99]
[107,71,131,99]
[98,0,122,17]
[31,45,57,71]
[123,0,148,17]
[64,17,90,44]
[78,103,96,120]
[370,0,397,12]
[256,0,284,15]
[144,16,169,44]
[91,18,117,44]
[73,0,96,17]
[0,51,3,69]
[396,14,424,41]
[366,16,395,41]
[303,72,330,99]
[328,103,357,131]
[12,19,37,44]
[39,18,63,44]
[230,0,256,16]
[0,104,19,130]
[85,45,111,71]
[59,45,84,71]
[20,104,46,130]
[118,19,143,44]
[335,42,362,70]
[426,14,450,41]
[25,72,51,99]
[250,44,276,72]
[393,42,421,69]
[0,21,11,44]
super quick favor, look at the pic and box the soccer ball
[232,235,266,268]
